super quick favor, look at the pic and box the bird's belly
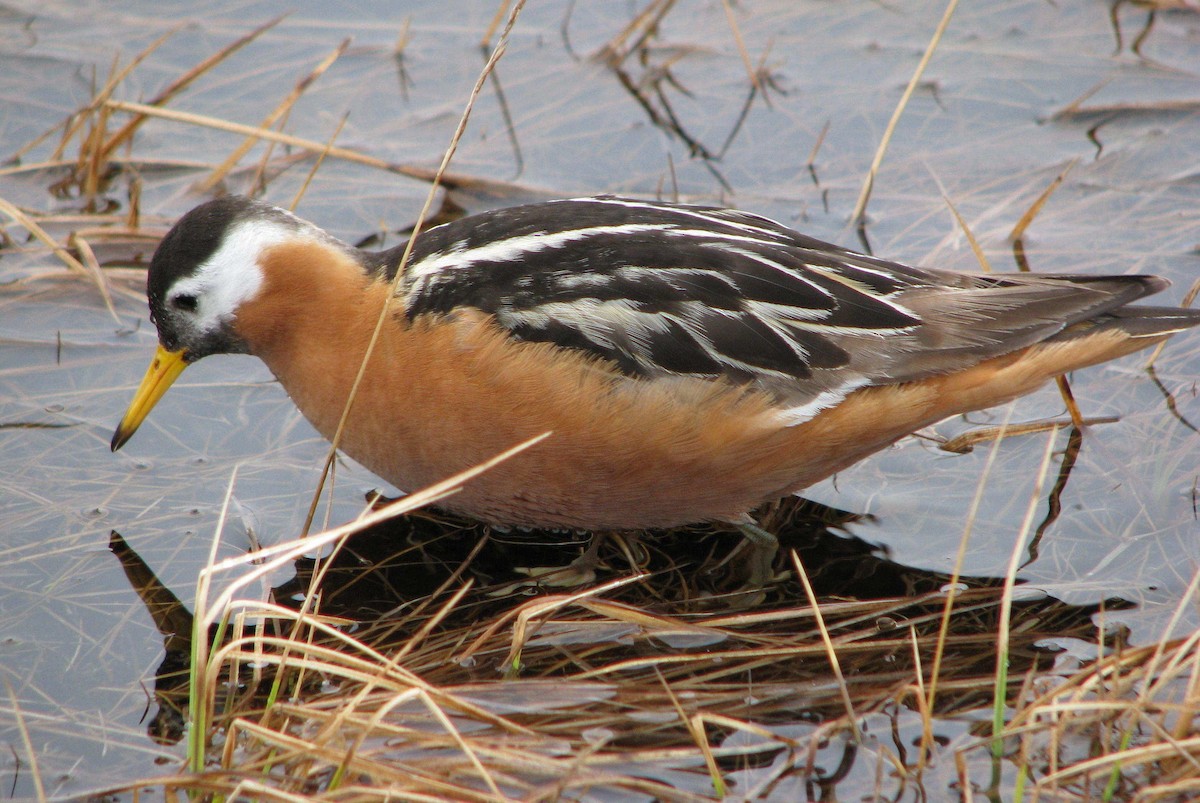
[267,308,1062,533]
[331,377,797,531]
[261,311,819,530]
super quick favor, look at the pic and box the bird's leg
[513,532,605,588]
[733,520,780,587]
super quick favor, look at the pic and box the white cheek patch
[168,219,291,331]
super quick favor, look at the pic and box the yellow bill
[110,344,189,451]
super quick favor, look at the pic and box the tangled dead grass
[97,489,1200,802]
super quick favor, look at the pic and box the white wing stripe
[576,196,793,240]
[405,223,671,289]
[773,379,870,426]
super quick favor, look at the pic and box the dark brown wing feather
[387,196,1192,411]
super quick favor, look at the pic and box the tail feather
[1053,304,1200,342]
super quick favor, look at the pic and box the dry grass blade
[480,0,514,48]
[80,75,113,200]
[300,600,533,792]
[106,99,400,169]
[126,175,141,228]
[941,190,992,273]
[596,0,677,65]
[318,682,507,798]
[1009,158,1078,246]
[66,230,119,323]
[387,580,476,661]
[905,624,933,781]
[790,550,861,743]
[455,577,649,668]
[5,27,176,166]
[920,402,1015,769]
[213,629,531,734]
[1005,161,1085,424]
[852,0,959,227]
[1050,78,1113,121]
[204,431,550,625]
[302,0,529,536]
[653,670,724,796]
[721,0,760,94]
[102,99,536,196]
[180,432,557,781]
[231,715,499,801]
[3,679,46,803]
[503,579,653,673]
[1054,98,1200,120]
[289,112,350,212]
[992,430,1058,754]
[0,198,86,275]
[806,119,830,170]
[937,416,1117,453]
[1132,567,1200,716]
[198,38,350,194]
[0,197,117,320]
[99,15,286,161]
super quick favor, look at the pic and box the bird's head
[111,195,318,451]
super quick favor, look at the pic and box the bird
[112,194,1200,583]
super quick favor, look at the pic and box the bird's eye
[171,294,199,312]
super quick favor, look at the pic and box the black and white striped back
[365,196,1170,421]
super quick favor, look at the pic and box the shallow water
[2,0,1199,798]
